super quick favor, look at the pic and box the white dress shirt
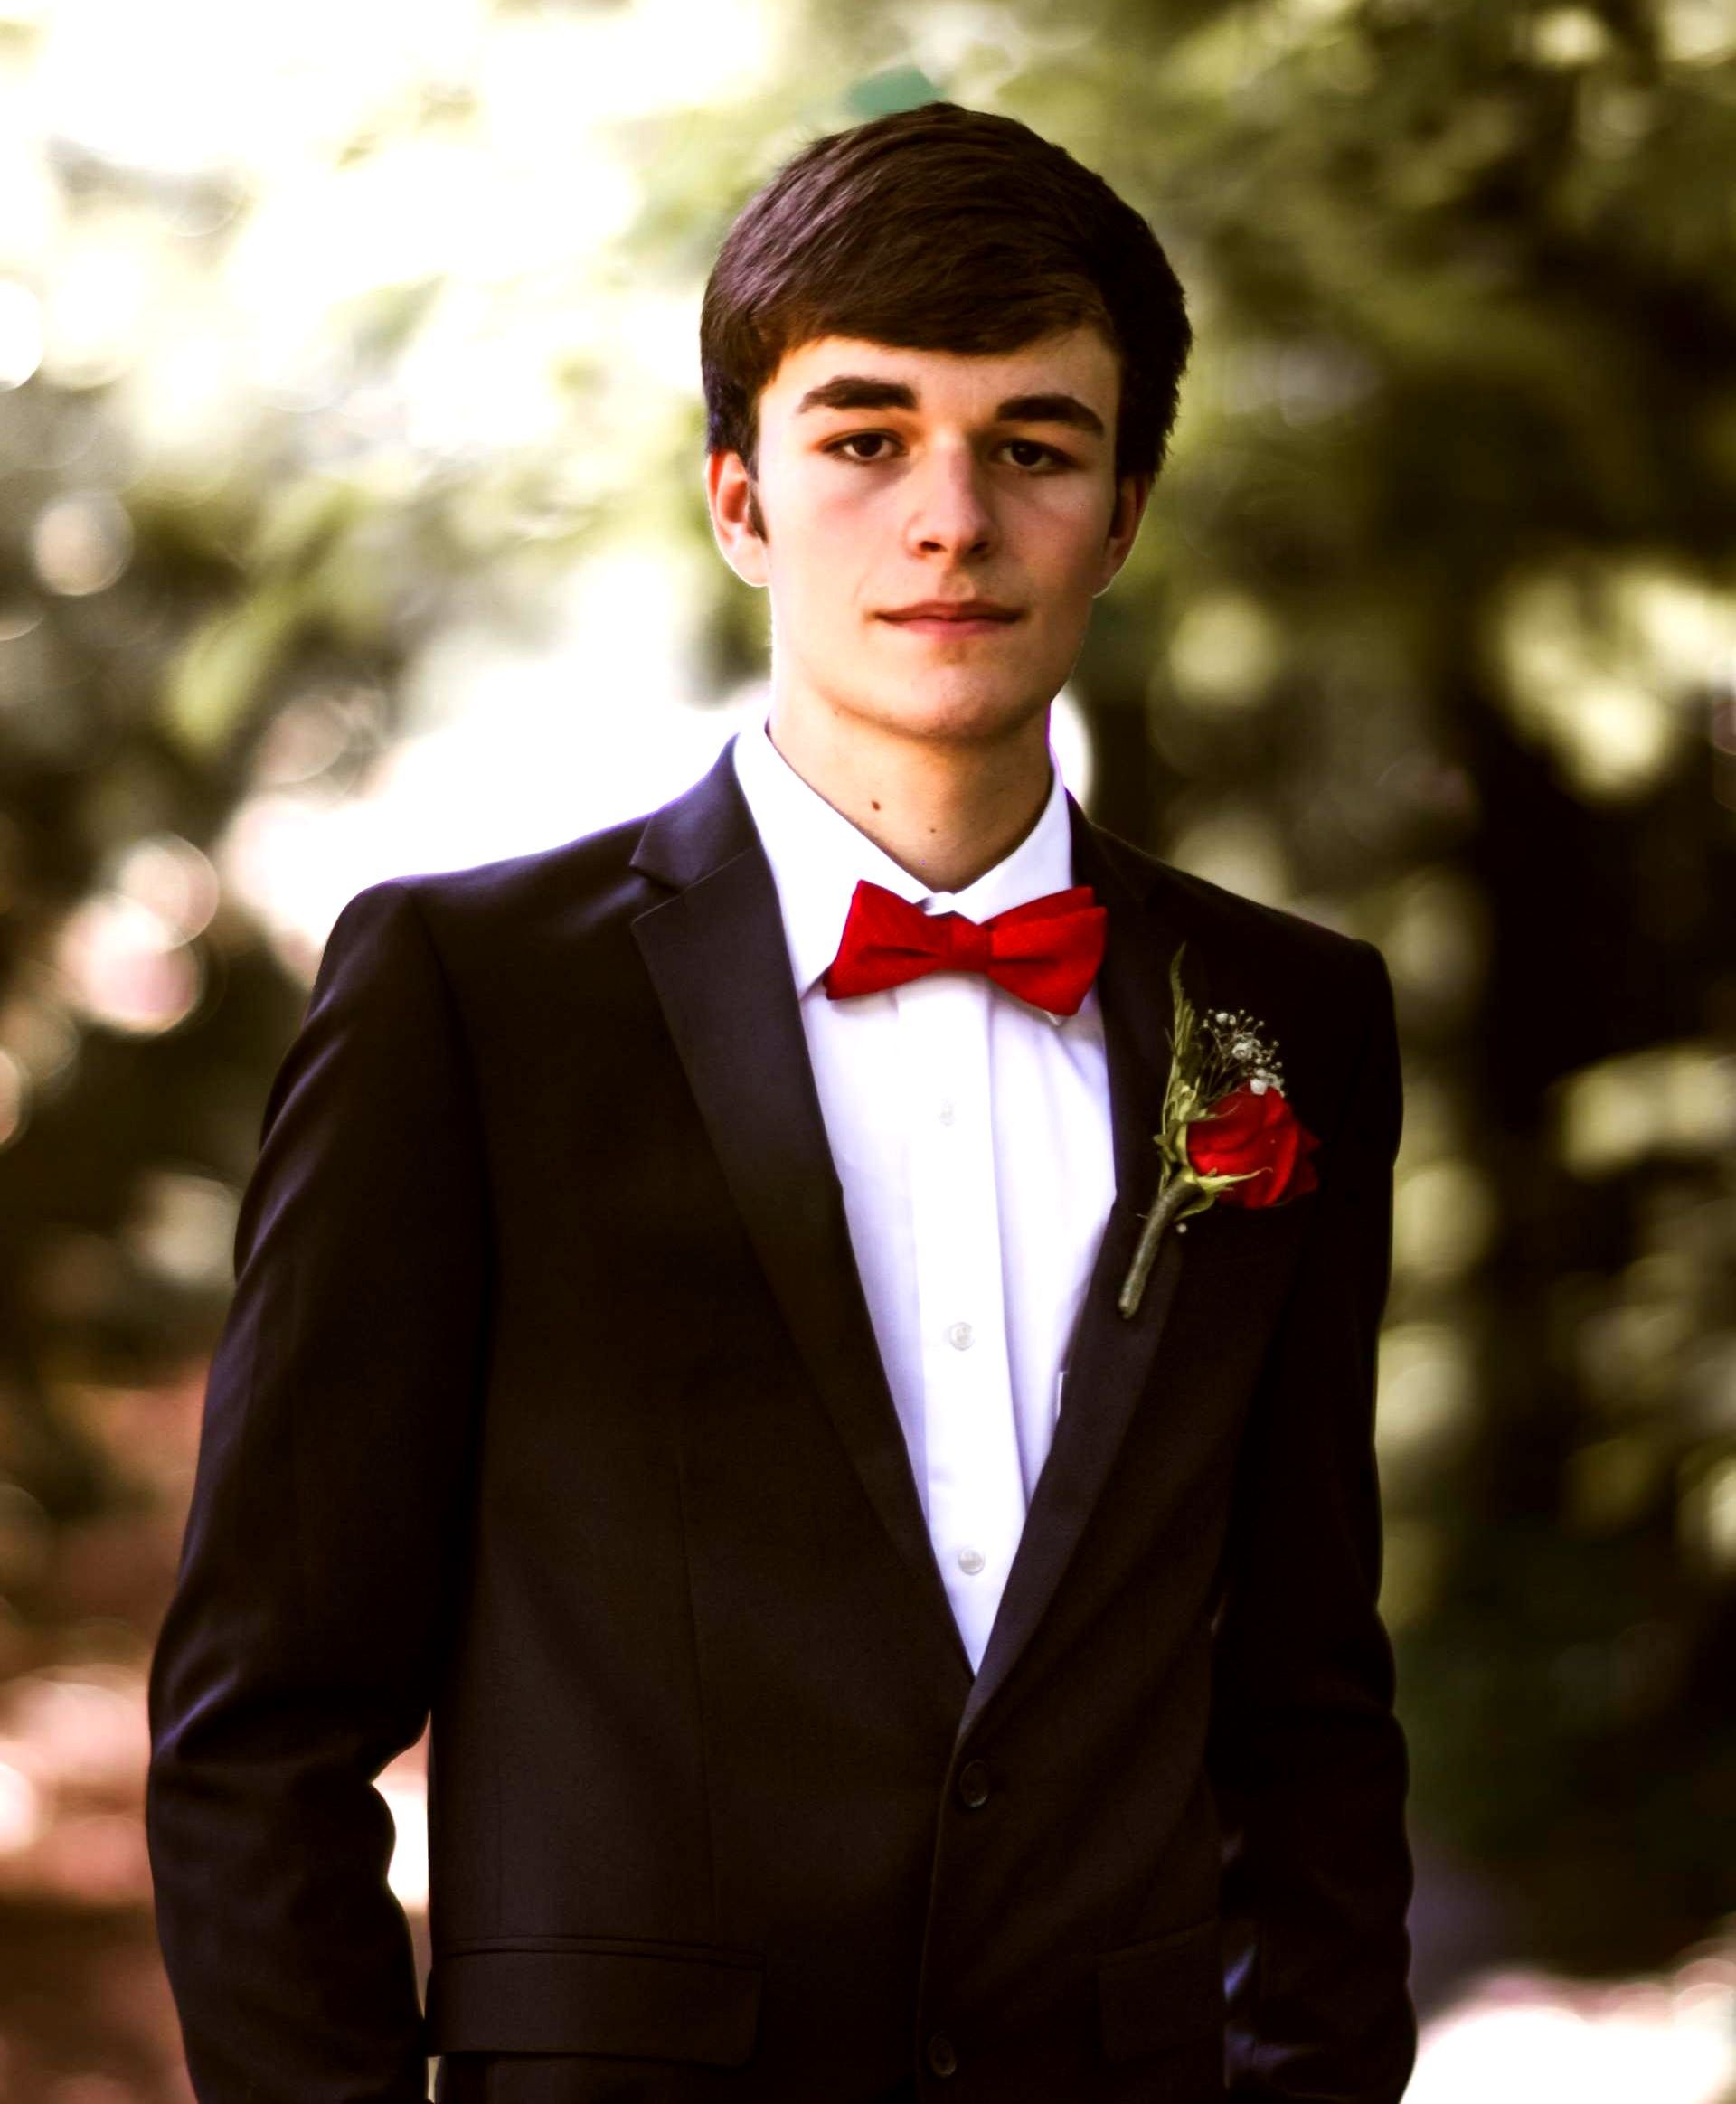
[731,712,1117,1673]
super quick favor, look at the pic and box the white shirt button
[938,1098,957,1126]
[957,1546,986,1575]
[947,1320,974,1351]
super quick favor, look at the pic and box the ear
[1095,470,1155,596]
[704,450,770,587]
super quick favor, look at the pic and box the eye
[825,432,899,463]
[1003,439,1070,470]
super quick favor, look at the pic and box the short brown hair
[700,100,1193,500]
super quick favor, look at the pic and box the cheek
[790,485,878,582]
[770,501,859,599]
[798,466,877,523]
[1019,488,1115,579]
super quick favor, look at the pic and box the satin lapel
[628,738,973,1686]
[954,794,1199,1748]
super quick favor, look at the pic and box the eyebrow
[792,374,1106,440]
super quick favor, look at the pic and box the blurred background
[0,0,1732,2097]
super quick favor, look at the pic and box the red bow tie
[822,878,1108,1017]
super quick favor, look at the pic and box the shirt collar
[730,707,1079,1024]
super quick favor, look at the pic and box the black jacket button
[926,2031,958,2078]
[958,1759,990,1808]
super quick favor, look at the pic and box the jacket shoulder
[329,805,663,956]
[1098,820,1381,991]
[1093,819,1394,1157]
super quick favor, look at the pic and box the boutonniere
[1117,944,1321,1319]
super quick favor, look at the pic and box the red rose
[1184,1083,1320,1207]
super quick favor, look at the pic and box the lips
[880,605,1021,624]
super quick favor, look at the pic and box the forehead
[761,326,1119,418]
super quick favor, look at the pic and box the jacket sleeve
[146,879,492,2104]
[1206,939,1417,2104]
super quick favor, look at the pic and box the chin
[854,685,1049,746]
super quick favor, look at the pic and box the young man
[146,101,1416,2103]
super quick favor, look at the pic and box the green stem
[1118,1171,1200,1320]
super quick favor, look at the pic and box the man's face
[705,325,1152,754]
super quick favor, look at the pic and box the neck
[763,699,1056,894]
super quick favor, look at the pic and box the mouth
[878,610,1023,638]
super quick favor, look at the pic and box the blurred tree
[0,0,1731,2003]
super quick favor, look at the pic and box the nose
[903,441,997,561]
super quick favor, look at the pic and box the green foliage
[0,0,1731,1986]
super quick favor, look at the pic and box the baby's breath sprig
[1197,1003,1287,1103]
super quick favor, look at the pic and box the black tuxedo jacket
[146,732,1416,2104]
